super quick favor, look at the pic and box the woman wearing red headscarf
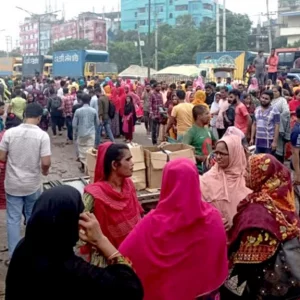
[120,158,228,300]
[110,87,121,137]
[118,86,127,135]
[78,142,143,267]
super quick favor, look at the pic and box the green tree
[108,41,140,72]
[197,12,252,52]
[289,40,300,47]
[108,12,252,71]
[273,36,288,48]
[48,39,91,54]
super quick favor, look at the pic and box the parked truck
[22,55,53,78]
[0,57,22,78]
[196,51,263,82]
[53,50,117,78]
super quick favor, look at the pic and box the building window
[138,7,146,13]
[203,3,213,10]
[169,13,173,18]
[138,20,146,26]
[135,24,138,29]
[158,6,163,12]
[175,5,188,11]
[157,19,163,24]
[191,3,200,10]
[169,0,173,4]
[135,12,138,17]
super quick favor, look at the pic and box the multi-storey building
[121,0,217,33]
[19,11,120,56]
[278,0,300,45]
[51,20,78,44]
[19,14,58,56]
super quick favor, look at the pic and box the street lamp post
[16,6,60,57]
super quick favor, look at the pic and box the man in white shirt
[0,103,51,259]
[57,80,66,98]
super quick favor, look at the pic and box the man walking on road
[96,93,115,147]
[267,48,279,85]
[0,103,51,261]
[253,51,266,87]
[149,82,163,145]
[72,94,98,172]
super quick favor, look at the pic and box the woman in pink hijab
[248,77,259,92]
[201,135,252,229]
[119,158,228,300]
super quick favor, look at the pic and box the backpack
[50,96,61,109]
[108,101,116,119]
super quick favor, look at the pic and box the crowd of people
[1,51,300,298]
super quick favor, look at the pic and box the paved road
[0,122,152,297]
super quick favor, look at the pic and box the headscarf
[193,76,204,90]
[248,77,259,91]
[203,125,247,174]
[216,99,230,129]
[6,186,144,300]
[223,126,245,140]
[124,94,133,113]
[192,90,209,108]
[246,154,295,212]
[103,85,111,98]
[201,135,252,226]
[228,154,300,263]
[118,86,127,116]
[210,92,220,127]
[185,91,192,103]
[119,159,228,300]
[84,143,143,248]
[111,87,121,112]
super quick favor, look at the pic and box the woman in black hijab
[5,186,143,300]
[123,95,137,143]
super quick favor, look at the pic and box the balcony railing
[279,0,300,8]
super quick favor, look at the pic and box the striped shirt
[254,105,280,149]
[72,104,99,138]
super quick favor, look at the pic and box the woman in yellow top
[192,90,209,109]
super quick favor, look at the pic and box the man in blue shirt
[73,94,99,172]
[291,106,300,184]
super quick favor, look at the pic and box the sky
[0,0,278,51]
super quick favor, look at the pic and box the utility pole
[266,0,273,52]
[216,0,220,52]
[147,0,151,79]
[222,0,226,52]
[256,15,262,51]
[154,6,158,70]
[137,29,144,67]
[5,36,12,57]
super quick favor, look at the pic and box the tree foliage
[0,48,22,58]
[48,39,92,54]
[47,13,252,71]
[289,40,300,47]
[273,36,288,48]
